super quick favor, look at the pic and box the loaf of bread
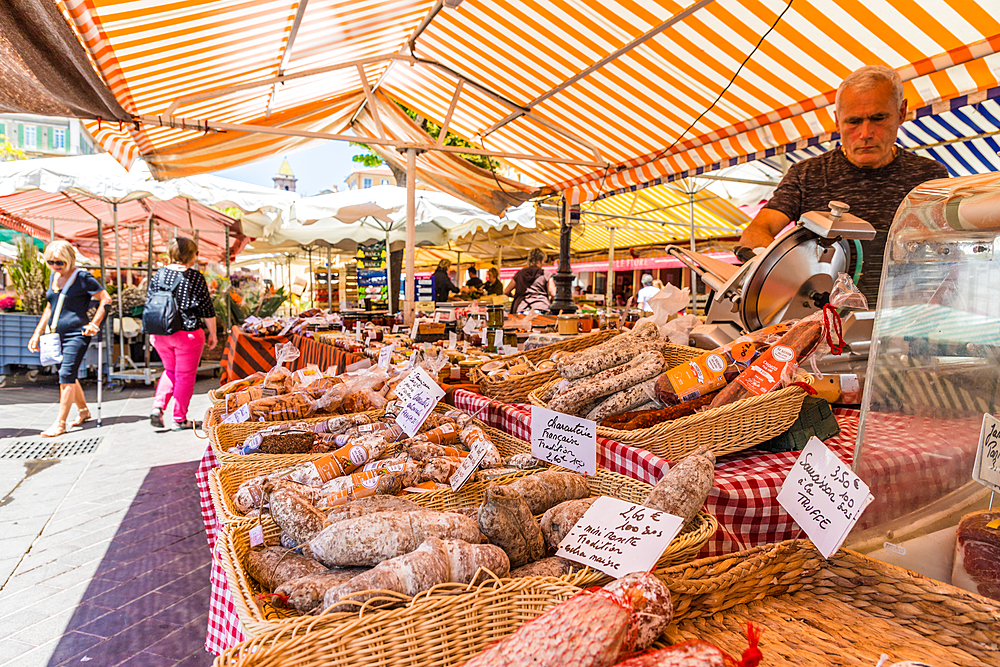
[246,546,327,591]
[644,446,716,523]
[275,568,369,614]
[539,497,599,553]
[324,496,424,524]
[508,556,582,578]
[478,484,546,569]
[507,471,591,515]
[320,537,509,612]
[264,480,329,545]
[308,510,485,567]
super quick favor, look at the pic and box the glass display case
[847,172,1000,585]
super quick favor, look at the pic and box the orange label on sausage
[312,453,346,483]
[736,344,797,396]
[424,423,459,445]
[665,340,757,399]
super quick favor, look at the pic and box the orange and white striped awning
[59,0,1000,204]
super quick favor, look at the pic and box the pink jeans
[152,329,205,422]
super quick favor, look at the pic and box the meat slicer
[667,201,877,376]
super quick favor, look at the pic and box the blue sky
[211,140,373,196]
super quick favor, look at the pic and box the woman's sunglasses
[46,260,66,267]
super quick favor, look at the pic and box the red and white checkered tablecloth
[197,390,978,654]
[196,444,247,654]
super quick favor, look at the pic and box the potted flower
[0,295,16,312]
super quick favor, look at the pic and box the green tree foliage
[351,103,497,172]
[0,133,26,162]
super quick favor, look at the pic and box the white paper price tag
[493,328,503,350]
[433,311,441,323]
[555,497,684,577]
[777,437,873,559]
[408,349,418,369]
[530,405,597,475]
[409,322,418,340]
[448,332,457,350]
[248,524,265,548]
[394,367,446,436]
[450,439,489,491]
[378,344,395,370]
[355,322,362,342]
[973,413,1000,493]
[392,324,400,334]
[223,404,250,424]
[463,318,480,335]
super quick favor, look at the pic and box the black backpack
[143,270,184,335]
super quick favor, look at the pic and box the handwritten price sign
[973,413,1000,493]
[777,437,873,559]
[394,366,446,436]
[556,497,684,576]
[530,406,597,475]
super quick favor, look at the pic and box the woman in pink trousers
[148,237,218,430]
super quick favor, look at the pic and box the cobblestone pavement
[0,370,218,666]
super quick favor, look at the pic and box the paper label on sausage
[248,524,265,548]
[313,454,346,483]
[664,340,758,399]
[736,344,796,396]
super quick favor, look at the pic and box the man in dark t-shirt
[738,65,948,308]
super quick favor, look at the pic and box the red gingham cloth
[197,444,247,654]
[198,391,976,653]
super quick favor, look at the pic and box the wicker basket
[469,329,619,403]
[208,424,533,524]
[219,503,714,639]
[656,539,1000,666]
[214,563,585,665]
[218,514,598,637]
[530,379,808,461]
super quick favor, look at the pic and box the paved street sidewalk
[0,371,217,666]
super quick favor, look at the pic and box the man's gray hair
[836,65,905,112]
[641,274,653,286]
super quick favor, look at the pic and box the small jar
[605,312,620,330]
[485,327,503,352]
[503,330,518,349]
[486,304,504,328]
[557,314,580,335]
[578,314,593,333]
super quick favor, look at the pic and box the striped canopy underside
[62,0,1000,204]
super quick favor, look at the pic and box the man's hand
[27,334,40,353]
[739,208,791,251]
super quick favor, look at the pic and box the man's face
[835,80,906,169]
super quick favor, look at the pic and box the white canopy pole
[385,227,393,316]
[607,225,615,309]
[113,203,125,372]
[689,192,697,315]
[404,148,416,324]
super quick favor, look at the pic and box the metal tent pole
[384,228,392,316]
[308,246,314,308]
[113,203,125,372]
[96,218,106,426]
[49,218,54,241]
[326,245,332,311]
[224,226,232,329]
[145,217,154,374]
[404,148,416,324]
[689,191,697,315]
[607,225,615,310]
[127,225,134,285]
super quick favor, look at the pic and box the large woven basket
[469,329,618,403]
[218,514,599,637]
[530,380,807,461]
[208,424,533,524]
[208,409,389,465]
[219,502,714,639]
[656,539,1000,665]
[214,567,584,665]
